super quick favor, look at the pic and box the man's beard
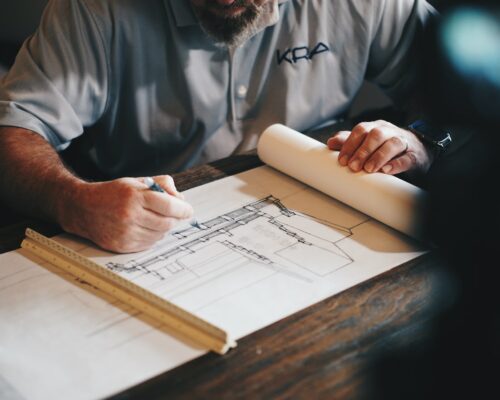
[192,1,265,47]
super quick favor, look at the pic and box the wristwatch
[407,119,452,157]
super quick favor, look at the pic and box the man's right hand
[60,176,194,253]
[0,128,194,253]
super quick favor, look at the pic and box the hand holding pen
[58,175,194,254]
[144,177,201,229]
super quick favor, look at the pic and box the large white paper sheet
[0,150,426,400]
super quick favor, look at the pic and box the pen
[144,176,165,193]
[144,177,202,229]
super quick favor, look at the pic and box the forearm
[0,127,84,223]
[0,127,194,252]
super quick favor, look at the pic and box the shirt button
[236,85,248,99]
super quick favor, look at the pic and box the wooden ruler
[21,228,236,355]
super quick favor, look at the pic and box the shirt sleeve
[365,0,436,103]
[0,0,109,151]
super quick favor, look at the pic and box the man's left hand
[327,120,433,175]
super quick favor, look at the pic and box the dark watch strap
[407,119,452,157]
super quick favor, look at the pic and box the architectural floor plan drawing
[105,195,357,310]
[1,165,425,400]
[82,165,424,330]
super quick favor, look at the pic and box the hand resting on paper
[327,120,433,175]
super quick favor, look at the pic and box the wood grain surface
[0,132,439,400]
[109,255,436,400]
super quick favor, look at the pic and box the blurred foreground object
[367,3,500,399]
[423,2,500,127]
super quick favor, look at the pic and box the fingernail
[382,165,393,173]
[365,161,374,173]
[349,160,360,171]
[339,155,349,165]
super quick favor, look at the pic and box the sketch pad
[0,124,427,400]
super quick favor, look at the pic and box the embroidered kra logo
[276,42,330,65]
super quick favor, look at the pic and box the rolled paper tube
[257,124,427,239]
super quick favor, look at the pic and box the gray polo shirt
[0,0,434,178]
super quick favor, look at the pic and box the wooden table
[0,130,439,400]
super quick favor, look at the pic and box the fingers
[337,122,378,167]
[329,120,430,175]
[143,190,193,220]
[152,175,185,199]
[349,128,389,172]
[121,185,193,252]
[381,152,418,175]
[139,174,193,219]
[363,135,408,173]
[136,209,180,233]
[327,131,350,150]
[70,177,195,253]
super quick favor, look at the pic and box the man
[0,0,436,253]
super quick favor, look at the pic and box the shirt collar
[166,0,289,28]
